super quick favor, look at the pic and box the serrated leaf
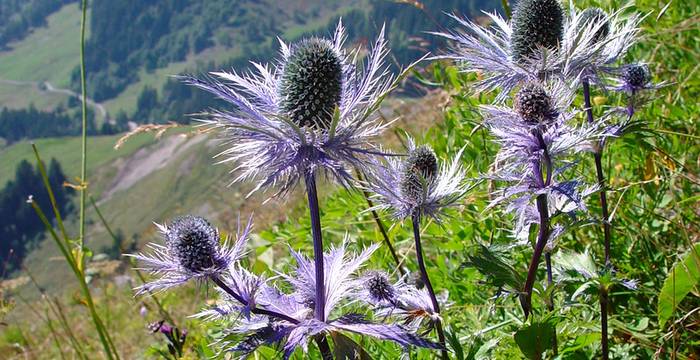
[465,244,524,291]
[657,243,700,329]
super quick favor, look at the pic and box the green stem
[78,0,88,250]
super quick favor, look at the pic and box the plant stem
[600,285,609,360]
[30,153,119,360]
[520,131,552,320]
[520,194,550,319]
[583,80,613,266]
[411,213,448,360]
[355,170,404,275]
[583,79,612,360]
[304,172,333,360]
[304,172,326,322]
[78,0,88,250]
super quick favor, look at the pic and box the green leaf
[330,332,373,360]
[657,243,700,329]
[514,318,557,360]
[465,244,524,291]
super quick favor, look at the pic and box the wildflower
[433,1,639,98]
[366,139,466,221]
[127,215,250,294]
[510,0,564,63]
[481,80,598,240]
[181,21,415,197]
[200,242,441,359]
[356,271,446,331]
[567,6,641,87]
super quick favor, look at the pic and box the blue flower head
[433,2,641,97]
[366,139,467,221]
[182,21,416,197]
[481,80,601,241]
[127,215,250,294]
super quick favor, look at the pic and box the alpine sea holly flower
[181,21,415,197]
[199,242,441,359]
[366,139,467,221]
[127,215,250,294]
[481,80,600,318]
[566,5,641,87]
[433,0,638,98]
[356,271,446,331]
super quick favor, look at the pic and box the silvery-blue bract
[355,271,447,331]
[181,21,412,197]
[480,81,600,241]
[127,215,250,294]
[433,1,640,99]
[198,241,441,358]
[365,138,467,221]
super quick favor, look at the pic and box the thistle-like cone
[280,38,343,129]
[514,82,557,125]
[578,7,610,43]
[165,216,221,272]
[365,271,396,303]
[511,0,564,63]
[400,146,438,203]
[623,64,651,89]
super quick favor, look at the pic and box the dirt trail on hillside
[100,134,208,202]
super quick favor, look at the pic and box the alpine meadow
[0,0,698,359]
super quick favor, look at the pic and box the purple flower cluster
[128,3,662,358]
[130,20,457,359]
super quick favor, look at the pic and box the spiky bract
[511,0,564,62]
[127,215,251,294]
[578,7,610,43]
[202,241,441,358]
[433,5,641,96]
[280,39,342,129]
[181,21,413,197]
[366,139,467,221]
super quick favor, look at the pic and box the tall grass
[27,1,120,358]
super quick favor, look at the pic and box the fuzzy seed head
[280,38,343,129]
[365,271,396,303]
[623,64,651,89]
[579,7,610,43]
[511,0,564,63]
[514,82,556,124]
[165,216,221,272]
[400,146,438,203]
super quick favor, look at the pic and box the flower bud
[400,146,438,203]
[514,82,557,125]
[280,39,343,129]
[511,0,564,62]
[166,216,221,272]
[364,271,396,303]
